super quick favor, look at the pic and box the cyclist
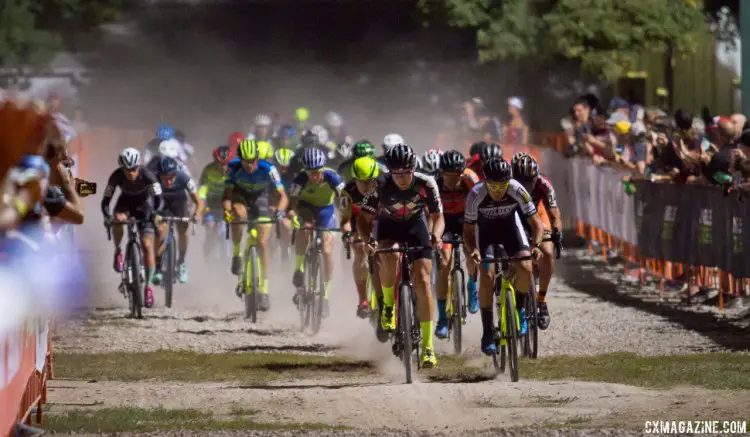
[147,139,192,177]
[271,147,297,250]
[421,148,443,178]
[223,139,289,311]
[290,131,328,175]
[257,140,274,161]
[377,133,404,166]
[275,124,297,149]
[174,129,197,171]
[288,148,345,318]
[463,157,544,356]
[511,154,562,330]
[246,114,273,142]
[324,111,354,146]
[467,142,502,180]
[101,148,163,308]
[374,144,444,368]
[199,146,234,257]
[337,140,385,182]
[143,124,176,163]
[153,157,204,285]
[338,156,384,319]
[434,150,480,339]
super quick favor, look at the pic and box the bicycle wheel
[523,278,539,359]
[398,283,414,384]
[244,246,259,322]
[505,289,520,382]
[299,253,312,332]
[311,252,326,334]
[165,235,175,308]
[451,267,465,355]
[127,242,144,319]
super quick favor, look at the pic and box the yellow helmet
[238,139,260,160]
[352,157,380,181]
[257,140,274,160]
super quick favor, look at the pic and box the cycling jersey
[340,175,384,217]
[467,155,484,180]
[101,166,163,234]
[157,170,197,217]
[146,156,191,178]
[437,168,480,215]
[289,168,345,208]
[520,174,558,211]
[376,172,442,221]
[197,162,226,199]
[226,158,284,194]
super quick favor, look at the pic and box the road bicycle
[105,217,147,319]
[373,244,431,384]
[441,237,468,355]
[158,216,194,308]
[292,226,344,334]
[225,218,280,322]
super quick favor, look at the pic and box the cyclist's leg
[477,224,499,354]
[507,212,533,334]
[173,193,191,282]
[409,220,437,366]
[229,189,249,275]
[252,194,272,294]
[351,214,369,309]
[317,205,337,305]
[536,203,554,329]
[435,235,452,338]
[111,196,130,272]
[375,218,401,331]
[292,203,315,288]
[134,202,157,307]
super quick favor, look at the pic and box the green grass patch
[55,350,375,384]
[425,353,750,390]
[45,407,341,433]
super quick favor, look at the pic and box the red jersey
[467,154,484,180]
[523,174,558,211]
[437,168,480,215]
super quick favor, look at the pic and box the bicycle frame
[106,218,146,319]
[159,217,194,308]
[442,237,467,354]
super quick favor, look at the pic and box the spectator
[609,97,630,122]
[562,97,592,156]
[504,97,529,145]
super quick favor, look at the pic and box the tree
[0,0,133,67]
[421,0,710,81]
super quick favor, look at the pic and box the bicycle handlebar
[104,217,146,241]
[374,245,433,255]
[224,218,281,241]
[158,216,196,235]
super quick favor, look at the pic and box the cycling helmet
[228,131,244,149]
[257,140,274,160]
[483,157,512,182]
[385,144,416,170]
[156,124,175,141]
[295,107,310,123]
[469,141,487,157]
[301,131,318,148]
[337,142,353,160]
[325,111,343,127]
[158,156,179,175]
[353,140,375,158]
[511,151,530,166]
[302,147,326,170]
[422,148,443,173]
[213,145,234,164]
[118,147,141,169]
[352,157,380,181]
[254,113,272,127]
[479,142,502,163]
[274,148,295,167]
[512,155,539,180]
[278,124,296,139]
[238,139,260,161]
[382,133,404,153]
[440,150,466,173]
[311,125,329,145]
[415,156,424,171]
[158,139,181,159]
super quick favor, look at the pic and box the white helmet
[118,147,141,169]
[254,113,272,127]
[324,111,343,128]
[382,133,404,152]
[158,139,181,159]
[423,148,443,173]
[311,125,329,145]
[336,142,353,159]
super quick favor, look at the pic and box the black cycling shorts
[114,194,155,235]
[229,186,269,220]
[442,213,463,243]
[477,211,530,262]
[161,192,190,218]
[376,216,431,261]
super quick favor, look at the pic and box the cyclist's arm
[336,191,353,226]
[100,170,120,217]
[422,174,445,240]
[538,175,563,231]
[356,211,375,241]
[185,176,204,217]
[287,172,306,216]
[463,185,480,254]
[144,168,164,213]
[508,180,542,246]
[268,164,289,213]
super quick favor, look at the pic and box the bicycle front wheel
[451,268,465,355]
[505,289,520,382]
[127,242,144,319]
[311,252,325,334]
[244,246,259,323]
[398,283,414,384]
[523,278,539,359]
[165,238,176,308]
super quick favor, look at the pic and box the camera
[75,180,97,197]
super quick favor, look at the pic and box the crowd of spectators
[455,96,530,146]
[561,94,750,193]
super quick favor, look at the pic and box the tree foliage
[0,0,133,67]
[422,0,710,81]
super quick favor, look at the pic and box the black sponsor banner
[728,193,750,278]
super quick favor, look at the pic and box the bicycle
[485,244,534,382]
[292,226,345,334]
[344,237,379,329]
[225,218,280,322]
[373,244,431,384]
[441,237,468,355]
[105,217,147,319]
[158,216,195,309]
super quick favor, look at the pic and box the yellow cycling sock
[232,242,241,256]
[382,285,395,307]
[324,280,330,298]
[421,321,433,350]
[295,254,305,272]
[260,278,269,294]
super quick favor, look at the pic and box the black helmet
[440,150,466,173]
[158,156,179,175]
[483,157,512,182]
[301,130,318,148]
[469,141,487,157]
[512,155,539,180]
[479,143,502,163]
[385,143,416,170]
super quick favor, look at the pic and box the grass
[56,350,750,390]
[424,352,750,390]
[44,407,342,433]
[55,350,375,384]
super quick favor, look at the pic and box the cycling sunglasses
[486,180,510,193]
